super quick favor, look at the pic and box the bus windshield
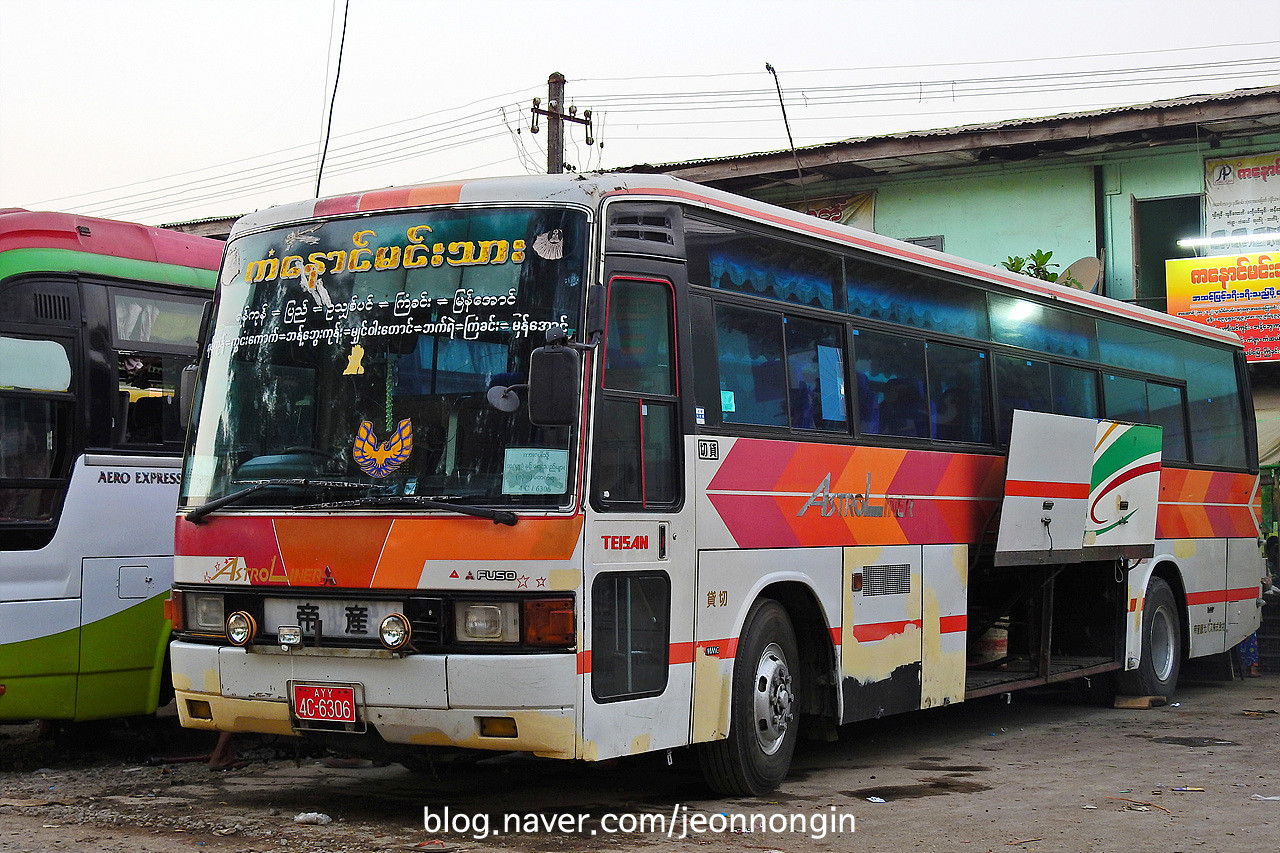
[182,206,588,513]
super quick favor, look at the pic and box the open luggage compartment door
[996,410,1093,566]
[996,411,1161,566]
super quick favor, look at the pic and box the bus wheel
[1119,576,1182,697]
[697,598,799,795]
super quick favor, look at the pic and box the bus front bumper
[169,641,579,759]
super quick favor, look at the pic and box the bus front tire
[697,598,799,796]
[1118,576,1182,697]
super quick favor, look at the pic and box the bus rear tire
[1118,576,1182,697]
[697,598,799,796]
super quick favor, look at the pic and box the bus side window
[116,353,191,446]
[1050,363,1099,420]
[603,280,674,395]
[1104,374,1189,462]
[784,316,847,431]
[593,277,680,510]
[591,572,670,701]
[926,342,990,444]
[854,329,927,438]
[595,398,677,505]
[995,355,1051,445]
[715,304,786,428]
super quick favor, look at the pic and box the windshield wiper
[297,494,518,526]
[184,478,368,525]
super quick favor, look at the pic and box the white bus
[169,174,1263,794]
[0,210,219,722]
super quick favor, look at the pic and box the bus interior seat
[126,396,164,444]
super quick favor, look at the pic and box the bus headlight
[455,602,520,642]
[379,613,412,650]
[188,594,225,632]
[225,611,257,647]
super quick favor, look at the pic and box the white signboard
[1205,153,1280,246]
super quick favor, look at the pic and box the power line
[49,106,524,215]
[28,89,541,209]
[34,48,1280,222]
[95,130,511,220]
[581,56,1280,110]
[575,39,1280,83]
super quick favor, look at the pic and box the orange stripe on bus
[407,184,463,207]
[372,516,584,588]
[356,184,462,211]
[275,517,391,588]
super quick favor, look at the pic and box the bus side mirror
[527,344,580,426]
[586,283,606,342]
[179,363,199,427]
[179,300,213,428]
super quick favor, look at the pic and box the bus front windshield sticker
[501,448,569,495]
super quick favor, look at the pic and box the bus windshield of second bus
[182,207,587,518]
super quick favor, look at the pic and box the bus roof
[227,172,1241,349]
[0,209,223,272]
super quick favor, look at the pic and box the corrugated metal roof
[641,84,1280,172]
[837,83,1280,142]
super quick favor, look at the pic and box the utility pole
[531,72,594,174]
[547,72,565,175]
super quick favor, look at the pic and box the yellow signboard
[1166,253,1280,361]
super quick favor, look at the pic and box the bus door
[582,274,694,760]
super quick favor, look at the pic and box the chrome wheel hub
[752,642,794,755]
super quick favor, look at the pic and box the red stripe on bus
[668,642,695,665]
[939,614,968,634]
[852,619,922,642]
[830,627,841,646]
[577,650,591,674]
[1005,480,1090,499]
[313,195,361,217]
[1185,587,1259,606]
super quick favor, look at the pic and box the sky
[2,0,1279,226]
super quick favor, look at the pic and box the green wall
[872,163,1097,276]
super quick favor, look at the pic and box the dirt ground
[2,662,1278,853]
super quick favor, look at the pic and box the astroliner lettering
[797,473,914,519]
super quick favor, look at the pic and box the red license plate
[292,684,357,723]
